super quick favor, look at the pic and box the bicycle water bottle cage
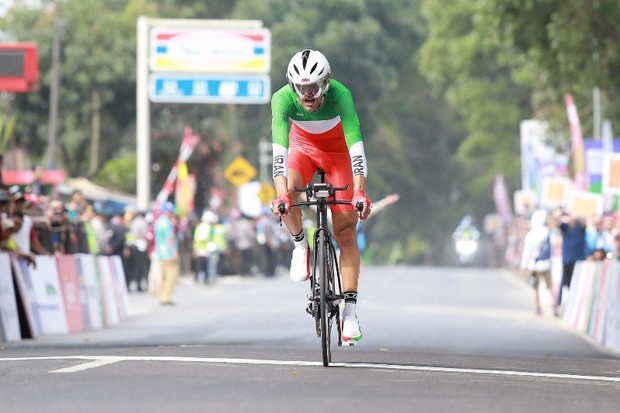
[310,183,332,198]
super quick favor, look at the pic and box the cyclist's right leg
[280,167,310,281]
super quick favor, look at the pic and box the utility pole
[46,0,62,169]
[593,87,601,139]
[258,138,271,182]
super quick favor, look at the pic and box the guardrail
[0,253,129,342]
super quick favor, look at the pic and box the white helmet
[286,49,331,99]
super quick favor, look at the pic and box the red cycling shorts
[288,148,354,213]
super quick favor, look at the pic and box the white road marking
[0,355,619,383]
[49,359,120,373]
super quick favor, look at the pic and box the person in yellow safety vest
[193,210,227,285]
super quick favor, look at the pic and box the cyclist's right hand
[271,193,291,217]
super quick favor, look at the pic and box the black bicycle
[281,168,362,366]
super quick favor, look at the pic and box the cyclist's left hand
[352,189,372,220]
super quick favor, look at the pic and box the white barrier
[76,254,104,330]
[563,260,620,353]
[0,253,20,342]
[5,253,130,341]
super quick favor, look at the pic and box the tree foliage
[5,0,614,264]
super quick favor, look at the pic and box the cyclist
[270,49,371,345]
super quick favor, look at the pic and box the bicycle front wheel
[317,231,332,367]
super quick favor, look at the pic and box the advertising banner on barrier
[97,256,120,326]
[11,257,42,337]
[563,261,582,327]
[109,256,130,319]
[76,254,103,330]
[0,253,20,342]
[26,255,68,335]
[590,262,609,343]
[604,263,620,352]
[55,255,85,333]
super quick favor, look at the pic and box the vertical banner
[174,161,196,218]
[24,255,68,335]
[519,119,569,195]
[55,255,85,333]
[76,254,104,330]
[155,127,201,206]
[565,94,588,191]
[109,256,130,320]
[0,253,21,342]
[493,174,512,225]
[97,256,120,326]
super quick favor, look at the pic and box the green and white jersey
[271,79,367,178]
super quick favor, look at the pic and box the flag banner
[174,161,196,218]
[155,127,201,205]
[493,174,512,225]
[565,94,588,190]
[519,119,569,194]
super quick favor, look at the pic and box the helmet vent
[293,65,300,75]
[309,62,318,74]
[301,49,310,69]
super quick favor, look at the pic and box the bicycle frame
[288,168,351,366]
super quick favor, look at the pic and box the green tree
[419,0,531,220]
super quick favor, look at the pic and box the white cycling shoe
[341,314,363,346]
[289,244,310,282]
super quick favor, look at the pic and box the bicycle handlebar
[277,181,364,215]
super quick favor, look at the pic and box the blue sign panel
[149,74,270,104]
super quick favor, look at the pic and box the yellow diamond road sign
[224,155,257,187]
[258,181,276,205]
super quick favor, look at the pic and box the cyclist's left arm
[334,87,371,219]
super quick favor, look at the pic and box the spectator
[48,200,70,254]
[154,202,180,305]
[585,216,613,261]
[553,210,587,315]
[66,190,86,222]
[520,210,554,316]
[256,209,279,277]
[124,210,150,292]
[77,204,99,254]
[9,190,51,255]
[103,213,126,257]
[1,214,36,267]
[230,212,256,277]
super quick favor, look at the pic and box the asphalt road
[1,265,619,413]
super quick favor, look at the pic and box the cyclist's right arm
[271,89,293,215]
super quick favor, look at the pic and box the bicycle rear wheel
[317,231,332,366]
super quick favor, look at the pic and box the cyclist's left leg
[332,210,363,343]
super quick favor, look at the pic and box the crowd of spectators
[0,180,294,294]
[505,206,620,315]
